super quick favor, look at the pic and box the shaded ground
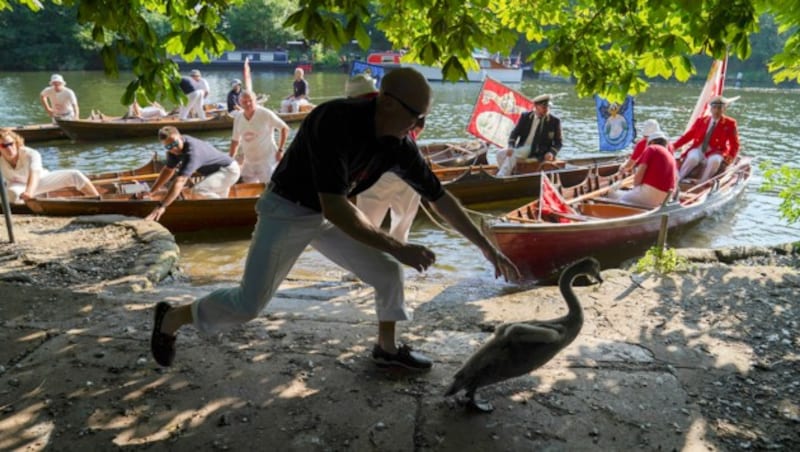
[0,215,798,451]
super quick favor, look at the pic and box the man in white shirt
[39,74,79,122]
[229,90,290,183]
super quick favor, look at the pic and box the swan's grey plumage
[445,257,602,412]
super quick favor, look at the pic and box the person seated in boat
[229,90,290,183]
[227,79,243,113]
[141,126,240,222]
[178,69,210,120]
[497,94,562,176]
[609,131,677,208]
[673,95,740,184]
[622,119,674,173]
[351,73,424,245]
[0,128,99,204]
[279,67,311,113]
[126,100,168,120]
[39,74,80,122]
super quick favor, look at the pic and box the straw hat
[641,119,661,137]
[50,74,65,85]
[231,79,242,87]
[189,69,202,77]
[345,74,378,98]
[647,130,669,143]
[709,95,732,106]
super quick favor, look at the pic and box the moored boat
[55,109,311,142]
[404,49,523,83]
[481,156,752,283]
[7,123,66,143]
[419,140,488,167]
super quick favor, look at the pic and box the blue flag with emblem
[595,95,634,151]
[350,61,386,89]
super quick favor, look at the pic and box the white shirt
[232,106,288,167]
[0,146,47,184]
[523,114,541,147]
[40,86,78,117]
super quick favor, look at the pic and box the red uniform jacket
[673,115,740,163]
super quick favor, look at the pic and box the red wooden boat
[482,156,752,283]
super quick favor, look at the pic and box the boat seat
[592,196,655,210]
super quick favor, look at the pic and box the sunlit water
[1,70,798,284]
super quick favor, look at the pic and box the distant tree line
[0,2,790,85]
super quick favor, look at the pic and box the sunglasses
[1,141,14,148]
[163,140,179,150]
[384,91,426,119]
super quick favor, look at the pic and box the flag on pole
[684,57,727,133]
[350,61,386,89]
[243,57,252,92]
[538,175,577,222]
[594,94,635,152]
[466,77,533,148]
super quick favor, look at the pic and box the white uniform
[40,86,78,120]
[0,146,92,203]
[356,172,421,243]
[232,106,289,183]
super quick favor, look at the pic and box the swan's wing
[504,324,560,344]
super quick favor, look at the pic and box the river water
[1,70,798,283]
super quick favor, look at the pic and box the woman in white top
[39,74,79,122]
[0,129,99,204]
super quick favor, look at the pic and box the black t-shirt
[165,135,234,177]
[271,97,445,212]
[293,79,309,97]
[179,77,195,95]
[227,89,241,112]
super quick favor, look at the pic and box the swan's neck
[560,273,584,325]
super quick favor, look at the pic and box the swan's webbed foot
[465,390,494,413]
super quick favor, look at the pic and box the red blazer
[673,115,740,162]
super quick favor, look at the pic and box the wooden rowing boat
[6,123,67,143]
[434,155,626,206]
[419,140,488,167]
[481,156,752,283]
[55,109,311,142]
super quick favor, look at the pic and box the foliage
[224,0,300,49]
[760,162,800,224]
[635,246,689,275]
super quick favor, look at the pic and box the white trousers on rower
[679,148,724,183]
[191,191,409,335]
[356,172,421,243]
[5,169,92,204]
[180,90,206,120]
[190,162,240,199]
[609,183,669,208]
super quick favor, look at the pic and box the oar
[566,175,634,205]
[91,173,161,185]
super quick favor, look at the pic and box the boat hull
[404,64,523,83]
[484,157,752,283]
[9,124,66,143]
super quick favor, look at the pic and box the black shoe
[371,344,433,371]
[151,302,176,367]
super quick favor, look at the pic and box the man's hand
[482,246,521,282]
[391,243,436,273]
[145,205,166,222]
[20,191,33,201]
[504,148,514,157]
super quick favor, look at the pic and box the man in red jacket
[673,95,740,183]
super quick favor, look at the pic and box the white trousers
[280,98,311,113]
[356,172,421,243]
[610,183,669,208]
[191,162,241,199]
[679,148,724,182]
[180,90,206,120]
[6,169,92,204]
[191,191,409,335]
[495,147,529,176]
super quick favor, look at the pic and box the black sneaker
[371,344,433,371]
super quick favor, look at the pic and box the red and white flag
[538,175,577,222]
[683,57,727,133]
[243,57,252,92]
[466,77,533,148]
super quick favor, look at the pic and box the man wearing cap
[498,94,563,175]
[140,126,240,222]
[149,68,520,372]
[227,79,243,113]
[622,119,673,173]
[178,69,210,120]
[611,131,677,208]
[39,74,79,122]
[229,90,289,183]
[673,95,740,183]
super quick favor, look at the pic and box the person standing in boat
[0,129,99,203]
[350,73,424,244]
[228,90,290,183]
[141,126,240,222]
[227,79,243,113]
[279,67,311,113]
[497,94,562,175]
[178,69,210,120]
[610,130,677,208]
[149,68,520,371]
[673,95,740,183]
[39,74,79,122]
